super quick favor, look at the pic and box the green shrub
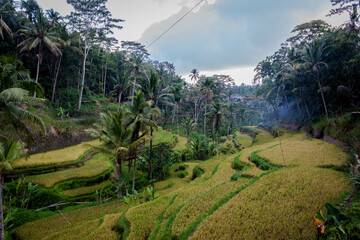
[192,166,205,180]
[249,151,274,171]
[239,127,258,138]
[178,171,188,178]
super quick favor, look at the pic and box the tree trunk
[34,53,41,98]
[131,72,136,104]
[317,73,328,115]
[0,172,4,240]
[132,153,137,192]
[117,91,122,112]
[117,156,122,197]
[51,54,62,102]
[216,130,219,156]
[148,125,153,180]
[204,104,207,139]
[176,104,180,150]
[78,47,88,111]
[103,57,108,98]
[227,116,231,137]
[295,96,302,117]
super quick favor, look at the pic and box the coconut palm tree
[0,140,21,240]
[301,40,330,115]
[206,99,228,156]
[128,53,146,104]
[140,72,169,179]
[181,117,196,146]
[0,54,30,91]
[87,110,144,196]
[124,91,159,192]
[189,69,199,84]
[0,87,45,143]
[17,9,62,97]
[199,77,215,139]
[51,24,81,102]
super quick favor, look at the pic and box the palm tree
[0,1,13,40]
[51,24,81,102]
[0,88,45,145]
[128,53,146,104]
[181,117,196,146]
[199,77,214,139]
[0,54,30,91]
[46,9,61,28]
[302,40,330,115]
[87,111,144,196]
[124,91,159,192]
[140,72,169,179]
[0,141,21,240]
[189,69,199,84]
[17,9,62,97]
[206,99,228,156]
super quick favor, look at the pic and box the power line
[147,0,205,48]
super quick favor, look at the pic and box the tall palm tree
[51,24,81,102]
[302,40,330,115]
[206,99,228,156]
[140,72,169,179]
[181,117,196,146]
[87,111,144,196]
[0,141,21,240]
[124,91,159,192]
[189,69,199,84]
[199,77,214,139]
[128,53,146,104]
[17,9,62,97]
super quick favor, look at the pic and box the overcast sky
[36,0,347,85]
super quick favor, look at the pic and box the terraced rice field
[27,153,113,188]
[13,128,351,240]
[12,140,101,169]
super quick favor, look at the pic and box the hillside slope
[13,128,351,239]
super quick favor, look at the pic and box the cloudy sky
[36,0,347,85]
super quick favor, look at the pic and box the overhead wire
[146,0,205,48]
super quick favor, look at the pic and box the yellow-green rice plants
[189,166,351,240]
[27,153,112,188]
[258,139,349,167]
[126,195,173,240]
[14,200,129,240]
[235,133,253,148]
[171,179,249,238]
[62,181,112,198]
[13,140,101,169]
[84,213,122,240]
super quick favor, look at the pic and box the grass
[12,140,101,169]
[27,153,112,188]
[189,166,351,240]
[258,138,349,167]
[62,181,113,198]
